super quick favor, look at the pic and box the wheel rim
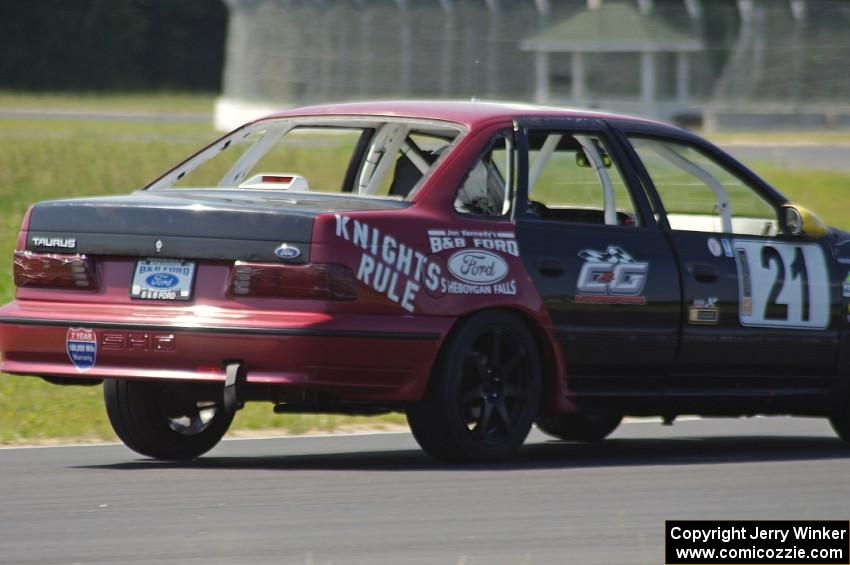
[155,386,220,436]
[458,326,529,446]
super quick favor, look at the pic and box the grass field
[0,95,848,444]
[0,91,215,114]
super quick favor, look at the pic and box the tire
[535,412,622,442]
[104,379,234,460]
[829,411,850,444]
[407,310,542,463]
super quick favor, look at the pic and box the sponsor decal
[689,296,720,324]
[66,327,97,372]
[736,248,753,317]
[843,273,850,298]
[447,250,508,285]
[444,249,516,295]
[427,229,519,256]
[707,238,722,258]
[335,215,442,312]
[334,216,519,310]
[721,238,733,258]
[575,246,649,305]
[274,243,301,260]
[31,236,76,249]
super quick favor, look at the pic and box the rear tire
[104,379,233,460]
[407,311,541,463]
[535,412,622,442]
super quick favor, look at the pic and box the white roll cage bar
[648,141,734,234]
[527,133,619,226]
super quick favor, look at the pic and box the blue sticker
[66,327,97,372]
[721,239,733,258]
[145,273,179,289]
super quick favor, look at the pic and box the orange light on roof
[261,175,293,184]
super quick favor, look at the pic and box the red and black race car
[1,101,849,462]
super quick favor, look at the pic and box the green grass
[0,109,849,444]
[0,376,406,444]
[0,91,216,114]
[706,131,850,146]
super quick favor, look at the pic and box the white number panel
[733,240,830,330]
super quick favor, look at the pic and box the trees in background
[0,0,227,91]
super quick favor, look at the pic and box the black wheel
[407,310,541,463]
[535,412,622,442]
[104,379,234,460]
[829,411,850,444]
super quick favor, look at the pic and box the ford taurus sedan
[1,101,849,462]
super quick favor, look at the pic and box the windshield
[146,117,464,200]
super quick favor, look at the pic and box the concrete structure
[520,3,702,118]
[216,0,850,131]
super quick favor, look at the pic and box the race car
[1,101,849,463]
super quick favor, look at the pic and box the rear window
[149,118,463,200]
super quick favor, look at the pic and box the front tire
[104,379,234,460]
[407,311,542,463]
[535,412,622,442]
[829,411,850,444]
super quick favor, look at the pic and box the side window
[526,131,638,227]
[629,137,779,236]
[454,134,514,217]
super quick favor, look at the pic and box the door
[514,119,681,396]
[623,130,841,390]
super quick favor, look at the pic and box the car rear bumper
[0,301,450,402]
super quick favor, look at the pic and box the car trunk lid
[25,189,409,263]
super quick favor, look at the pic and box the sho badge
[66,327,97,372]
[575,246,649,305]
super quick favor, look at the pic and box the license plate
[130,259,196,301]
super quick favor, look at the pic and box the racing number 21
[735,240,829,330]
[761,246,809,322]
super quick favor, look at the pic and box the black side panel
[517,220,681,393]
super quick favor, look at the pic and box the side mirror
[782,204,828,237]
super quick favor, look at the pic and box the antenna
[471,58,481,102]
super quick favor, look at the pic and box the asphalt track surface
[1,417,848,565]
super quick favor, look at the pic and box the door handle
[537,257,564,276]
[687,263,718,283]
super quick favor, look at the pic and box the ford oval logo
[447,250,508,285]
[274,243,301,260]
[145,273,179,289]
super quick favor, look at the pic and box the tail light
[229,262,356,300]
[14,251,98,290]
[15,206,33,251]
